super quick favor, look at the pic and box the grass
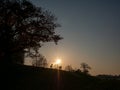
[1,64,120,90]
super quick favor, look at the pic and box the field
[1,64,120,90]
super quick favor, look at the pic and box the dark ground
[0,64,120,90]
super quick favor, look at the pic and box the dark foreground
[1,64,120,90]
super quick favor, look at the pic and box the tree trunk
[0,51,24,66]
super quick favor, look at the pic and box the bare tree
[80,63,91,74]
[65,65,73,72]
[32,53,47,68]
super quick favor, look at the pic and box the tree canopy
[0,0,62,64]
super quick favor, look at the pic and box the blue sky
[28,0,120,75]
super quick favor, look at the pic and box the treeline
[96,74,120,80]
[29,54,91,75]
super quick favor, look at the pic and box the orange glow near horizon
[55,58,61,65]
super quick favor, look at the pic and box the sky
[26,0,120,75]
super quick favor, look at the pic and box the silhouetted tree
[80,63,91,74]
[59,66,62,70]
[65,65,73,72]
[32,53,47,68]
[0,0,62,65]
[50,64,53,68]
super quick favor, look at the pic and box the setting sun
[55,59,61,65]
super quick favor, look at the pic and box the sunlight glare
[55,59,61,65]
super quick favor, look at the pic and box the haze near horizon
[28,0,120,75]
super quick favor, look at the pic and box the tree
[65,65,73,72]
[32,53,47,68]
[50,64,53,68]
[0,0,62,65]
[80,63,91,74]
[59,66,62,70]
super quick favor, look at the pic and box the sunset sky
[27,0,120,75]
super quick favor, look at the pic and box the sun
[55,58,61,65]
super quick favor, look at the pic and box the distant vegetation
[64,62,91,75]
